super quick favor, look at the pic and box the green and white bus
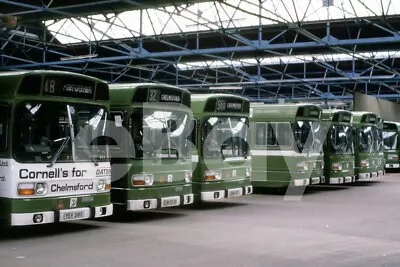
[109,83,194,211]
[321,109,355,184]
[249,103,324,188]
[190,94,252,201]
[0,70,113,226]
[352,112,381,180]
[383,121,400,169]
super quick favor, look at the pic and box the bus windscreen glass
[383,130,398,151]
[359,126,374,153]
[13,102,108,163]
[131,107,192,159]
[202,117,249,159]
[330,125,354,155]
[292,121,322,154]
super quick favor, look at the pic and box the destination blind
[297,106,321,119]
[43,76,95,99]
[215,98,244,112]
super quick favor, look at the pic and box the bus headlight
[245,167,252,178]
[18,183,48,196]
[360,160,369,167]
[132,174,154,186]
[204,170,222,181]
[332,163,342,171]
[35,183,47,195]
[184,171,192,183]
[296,163,308,172]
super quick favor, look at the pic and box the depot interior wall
[353,92,400,122]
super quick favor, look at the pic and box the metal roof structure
[1,0,400,103]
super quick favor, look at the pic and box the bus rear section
[109,84,194,211]
[191,94,252,202]
[383,121,400,169]
[0,71,113,226]
[322,110,356,184]
[352,112,380,181]
[250,104,325,188]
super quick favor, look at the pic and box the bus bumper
[378,170,385,176]
[357,172,371,180]
[201,185,253,201]
[293,179,310,186]
[385,163,399,168]
[126,194,194,210]
[10,204,113,226]
[309,177,324,185]
[328,176,355,184]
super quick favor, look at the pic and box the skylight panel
[44,0,400,45]
[176,50,400,70]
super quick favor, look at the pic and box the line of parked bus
[0,70,398,227]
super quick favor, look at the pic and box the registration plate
[228,188,242,198]
[162,198,179,207]
[344,177,352,183]
[62,211,85,221]
[311,178,320,184]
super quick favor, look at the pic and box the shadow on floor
[184,201,248,211]
[0,221,100,241]
[253,184,351,196]
[101,209,186,224]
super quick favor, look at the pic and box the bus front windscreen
[383,130,398,151]
[330,125,354,155]
[131,107,192,160]
[14,102,108,163]
[372,126,383,153]
[292,120,322,154]
[202,116,249,159]
[359,126,374,153]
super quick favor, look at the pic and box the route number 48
[44,79,56,94]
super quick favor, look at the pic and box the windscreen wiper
[47,136,70,168]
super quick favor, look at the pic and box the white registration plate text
[228,188,243,198]
[62,211,85,221]
[162,197,179,207]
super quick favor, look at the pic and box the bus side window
[276,123,291,147]
[255,123,266,146]
[267,123,277,146]
[0,105,8,151]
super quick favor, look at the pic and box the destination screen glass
[13,102,108,163]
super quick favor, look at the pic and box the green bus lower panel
[0,193,112,226]
[251,170,320,188]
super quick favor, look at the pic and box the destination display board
[333,112,352,123]
[43,76,95,99]
[361,114,377,124]
[204,97,249,113]
[132,87,190,106]
[296,106,321,119]
[383,122,398,130]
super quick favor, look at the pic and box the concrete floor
[2,173,400,267]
